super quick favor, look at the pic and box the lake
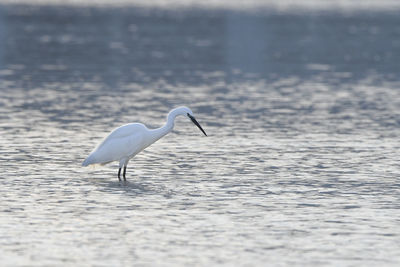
[0,2,400,266]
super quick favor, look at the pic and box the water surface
[1,3,400,266]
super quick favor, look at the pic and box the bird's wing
[95,123,145,150]
[94,133,144,163]
[83,123,146,166]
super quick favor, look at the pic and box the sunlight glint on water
[1,3,400,267]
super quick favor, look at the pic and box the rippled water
[1,3,400,266]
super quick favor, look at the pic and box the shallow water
[1,3,400,266]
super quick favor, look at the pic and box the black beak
[187,113,207,136]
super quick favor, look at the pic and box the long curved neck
[150,109,179,142]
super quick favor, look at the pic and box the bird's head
[172,106,207,136]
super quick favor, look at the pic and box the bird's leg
[118,168,122,181]
[123,166,127,181]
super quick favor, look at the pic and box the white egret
[82,106,207,181]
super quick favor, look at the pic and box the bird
[82,106,207,181]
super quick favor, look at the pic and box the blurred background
[1,1,400,266]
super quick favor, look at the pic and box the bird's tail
[82,154,95,166]
[82,153,112,167]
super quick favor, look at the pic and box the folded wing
[82,123,146,166]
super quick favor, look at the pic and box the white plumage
[82,106,207,181]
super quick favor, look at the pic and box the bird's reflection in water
[89,175,173,198]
